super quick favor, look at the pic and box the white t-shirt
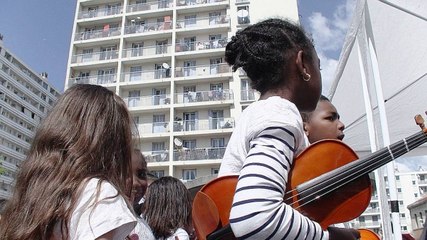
[165,228,189,240]
[53,178,137,239]
[128,217,156,240]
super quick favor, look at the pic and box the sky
[0,0,425,171]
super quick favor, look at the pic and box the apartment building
[65,0,299,181]
[350,169,427,236]
[0,37,60,200]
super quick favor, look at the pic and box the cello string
[285,132,427,209]
[290,134,426,209]
[290,133,426,207]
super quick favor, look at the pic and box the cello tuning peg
[415,114,426,132]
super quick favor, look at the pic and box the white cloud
[305,0,356,94]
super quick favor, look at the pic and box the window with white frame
[182,169,196,180]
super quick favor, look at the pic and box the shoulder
[129,218,156,240]
[70,178,137,239]
[243,96,303,133]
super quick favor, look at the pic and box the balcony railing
[175,89,233,104]
[145,150,169,162]
[78,6,123,19]
[175,38,228,52]
[127,0,172,13]
[125,21,172,34]
[172,117,234,132]
[122,44,171,58]
[176,0,227,7]
[173,147,226,161]
[241,89,255,101]
[75,27,121,41]
[71,50,119,64]
[125,94,171,108]
[136,121,170,134]
[122,69,171,82]
[176,15,229,29]
[175,63,231,78]
[70,74,117,85]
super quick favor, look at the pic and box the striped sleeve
[229,126,328,240]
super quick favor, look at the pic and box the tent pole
[368,37,402,240]
[356,42,393,239]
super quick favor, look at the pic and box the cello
[192,114,427,239]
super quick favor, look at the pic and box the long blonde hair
[0,84,134,239]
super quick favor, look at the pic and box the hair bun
[225,35,241,68]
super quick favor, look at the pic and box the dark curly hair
[225,18,314,94]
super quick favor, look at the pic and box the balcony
[175,38,228,53]
[122,44,171,58]
[74,27,121,41]
[121,69,171,83]
[172,117,234,132]
[176,0,227,7]
[71,50,119,64]
[125,21,172,35]
[127,0,172,13]
[173,147,226,161]
[70,74,117,85]
[145,150,169,162]
[125,94,171,108]
[176,15,229,30]
[175,89,233,104]
[78,6,123,20]
[174,63,231,79]
[136,121,170,135]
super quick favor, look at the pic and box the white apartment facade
[65,0,299,181]
[0,37,60,200]
[350,169,427,236]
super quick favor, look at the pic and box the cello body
[286,139,372,228]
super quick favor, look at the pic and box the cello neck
[297,130,427,200]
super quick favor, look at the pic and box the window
[237,6,250,24]
[209,58,222,74]
[183,85,196,103]
[209,12,221,25]
[209,110,224,129]
[152,114,166,133]
[183,140,196,149]
[128,90,140,107]
[211,168,219,175]
[184,15,197,27]
[97,68,115,84]
[183,37,196,52]
[241,79,254,101]
[130,66,142,82]
[100,46,117,60]
[183,112,197,131]
[152,88,166,105]
[182,169,196,180]
[131,42,144,57]
[156,40,168,54]
[82,49,93,62]
[78,72,90,83]
[150,170,164,178]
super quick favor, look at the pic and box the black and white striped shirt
[219,96,328,240]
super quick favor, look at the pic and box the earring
[303,73,311,82]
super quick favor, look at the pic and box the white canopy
[329,0,427,157]
[328,0,427,238]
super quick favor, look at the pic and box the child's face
[304,100,345,144]
[131,152,148,204]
